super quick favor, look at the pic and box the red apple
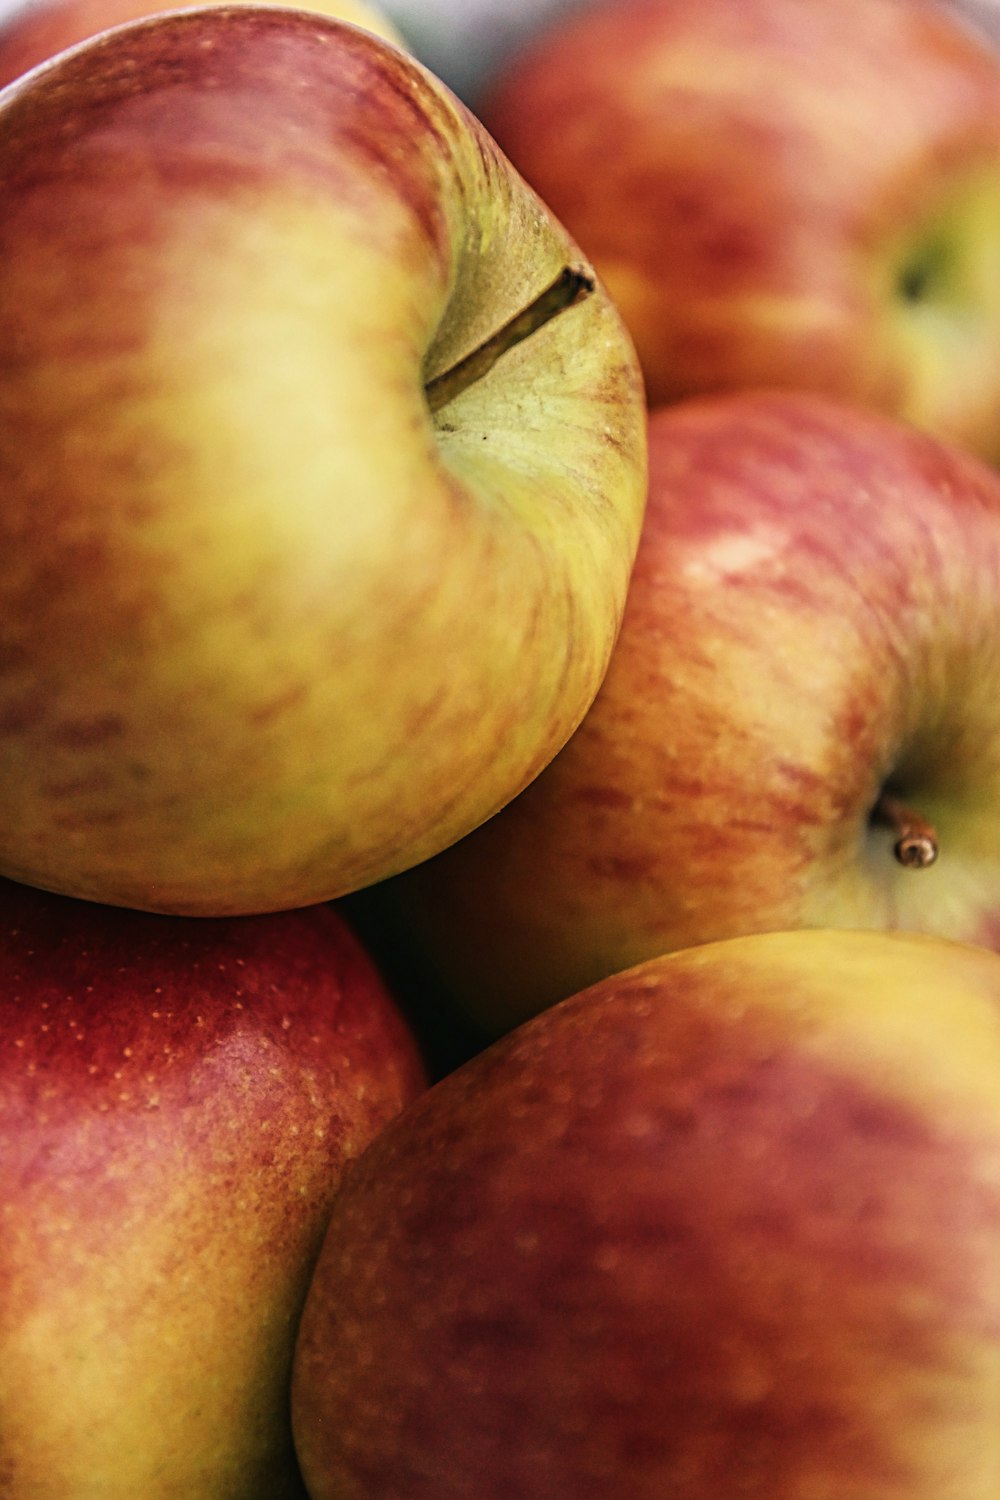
[374,390,1000,1032]
[0,5,647,916]
[479,0,1000,463]
[0,0,405,89]
[0,876,426,1498]
[292,927,1000,1500]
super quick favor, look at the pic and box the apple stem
[424,264,596,414]
[872,790,939,869]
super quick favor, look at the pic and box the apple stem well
[424,265,596,415]
[872,790,939,869]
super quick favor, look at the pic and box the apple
[292,927,1000,1500]
[0,5,647,917]
[0,0,405,89]
[478,0,1000,464]
[371,390,1000,1033]
[0,873,426,1499]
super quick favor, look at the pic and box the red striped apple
[0,5,646,916]
[479,0,1000,463]
[374,391,1000,1032]
[0,875,425,1499]
[291,928,1000,1500]
[0,0,405,88]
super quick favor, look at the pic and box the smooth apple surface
[292,928,1000,1500]
[0,876,426,1498]
[376,391,1000,1031]
[480,0,1000,463]
[0,0,405,88]
[0,7,647,916]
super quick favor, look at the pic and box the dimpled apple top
[0,7,646,915]
[480,0,1000,463]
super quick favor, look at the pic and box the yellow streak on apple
[678,929,1000,1129]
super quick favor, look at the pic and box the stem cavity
[425,264,596,415]
[872,790,939,870]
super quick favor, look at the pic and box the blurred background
[378,0,583,101]
[0,0,997,105]
[380,0,1000,105]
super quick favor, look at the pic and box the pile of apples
[3,0,1000,1494]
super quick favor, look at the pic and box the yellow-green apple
[0,0,404,89]
[372,390,1000,1032]
[292,928,1000,1500]
[478,0,1000,463]
[0,874,426,1499]
[0,5,647,917]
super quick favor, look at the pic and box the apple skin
[0,6,647,916]
[0,875,426,1498]
[479,0,1000,464]
[291,928,1000,1500]
[0,0,405,88]
[373,390,1000,1033]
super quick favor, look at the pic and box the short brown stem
[424,264,596,415]
[872,790,939,869]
